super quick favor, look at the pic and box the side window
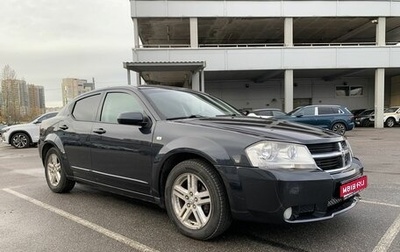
[301,107,315,116]
[318,107,334,115]
[257,111,272,116]
[100,92,144,124]
[72,94,101,121]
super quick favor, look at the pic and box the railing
[139,42,400,49]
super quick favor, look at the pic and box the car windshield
[384,107,399,113]
[286,107,303,116]
[359,109,374,115]
[141,88,241,120]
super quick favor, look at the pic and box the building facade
[61,78,95,106]
[1,79,45,123]
[126,0,400,128]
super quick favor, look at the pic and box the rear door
[315,106,336,129]
[59,93,102,180]
[89,91,154,196]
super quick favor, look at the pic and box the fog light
[283,207,292,220]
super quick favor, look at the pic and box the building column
[375,69,385,128]
[192,72,200,91]
[284,18,294,112]
[284,17,293,47]
[376,17,386,46]
[133,18,140,48]
[284,70,294,113]
[190,18,198,48]
[374,17,386,128]
[132,18,141,86]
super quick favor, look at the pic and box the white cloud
[0,0,134,107]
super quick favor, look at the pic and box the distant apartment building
[1,79,45,122]
[61,78,95,105]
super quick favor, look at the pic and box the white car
[383,106,400,127]
[1,112,58,148]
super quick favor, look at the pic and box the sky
[0,0,134,107]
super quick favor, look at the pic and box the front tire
[11,132,30,149]
[362,119,370,127]
[44,147,75,193]
[385,118,395,128]
[331,122,346,135]
[165,159,232,240]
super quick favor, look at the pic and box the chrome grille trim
[307,141,352,173]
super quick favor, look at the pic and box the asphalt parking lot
[0,127,399,252]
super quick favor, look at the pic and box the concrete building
[61,78,95,106]
[125,0,400,128]
[28,84,46,115]
[1,79,45,122]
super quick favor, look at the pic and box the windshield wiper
[166,115,205,120]
[216,114,239,117]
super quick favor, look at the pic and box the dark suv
[278,105,355,135]
[38,86,366,240]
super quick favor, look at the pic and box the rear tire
[331,122,346,135]
[385,118,395,128]
[165,159,232,240]
[44,147,75,193]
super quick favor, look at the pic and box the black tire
[331,122,346,135]
[11,132,30,149]
[165,159,232,240]
[385,118,395,128]
[362,119,370,127]
[44,147,75,193]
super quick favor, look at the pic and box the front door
[89,91,154,196]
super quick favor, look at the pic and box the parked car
[383,106,400,127]
[351,109,366,117]
[247,108,287,118]
[39,86,366,240]
[1,112,58,148]
[0,124,8,138]
[276,105,355,135]
[354,109,374,127]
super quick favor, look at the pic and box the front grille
[307,141,352,172]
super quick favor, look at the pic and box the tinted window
[318,107,334,115]
[100,92,144,123]
[256,110,272,116]
[300,107,315,116]
[142,88,240,119]
[72,94,101,121]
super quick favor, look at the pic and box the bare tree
[1,65,19,124]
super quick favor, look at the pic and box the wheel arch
[331,120,349,130]
[155,150,232,210]
[8,130,33,144]
[39,134,72,176]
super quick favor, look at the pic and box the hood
[174,116,343,144]
[4,122,34,130]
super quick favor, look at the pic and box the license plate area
[339,175,367,198]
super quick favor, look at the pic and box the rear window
[318,107,335,115]
[72,94,101,121]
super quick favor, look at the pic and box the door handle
[93,128,106,134]
[59,125,68,130]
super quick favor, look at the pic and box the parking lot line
[361,199,400,252]
[372,213,400,252]
[361,199,400,208]
[2,188,159,252]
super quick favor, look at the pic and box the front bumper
[216,158,364,224]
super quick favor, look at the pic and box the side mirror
[117,112,152,128]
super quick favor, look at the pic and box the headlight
[245,141,318,169]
